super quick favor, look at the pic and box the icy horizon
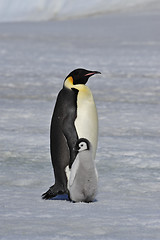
[0,0,160,22]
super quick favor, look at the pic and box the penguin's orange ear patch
[64,76,73,89]
[68,76,73,84]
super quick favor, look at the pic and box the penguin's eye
[74,70,79,76]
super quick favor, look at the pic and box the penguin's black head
[75,138,91,152]
[65,68,101,85]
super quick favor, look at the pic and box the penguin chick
[66,138,98,203]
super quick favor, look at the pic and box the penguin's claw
[41,189,55,200]
[41,184,66,200]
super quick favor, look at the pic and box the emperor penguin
[66,138,98,203]
[42,68,101,200]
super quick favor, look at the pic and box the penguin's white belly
[74,86,98,159]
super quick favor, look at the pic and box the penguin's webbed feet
[41,184,67,200]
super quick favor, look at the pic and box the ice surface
[0,6,160,240]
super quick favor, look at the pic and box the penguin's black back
[50,87,79,186]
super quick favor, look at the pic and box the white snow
[0,2,160,240]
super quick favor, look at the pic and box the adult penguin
[42,68,101,200]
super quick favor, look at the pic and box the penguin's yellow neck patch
[64,77,91,98]
[64,76,73,89]
[74,84,93,99]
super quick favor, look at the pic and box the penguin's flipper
[62,118,78,167]
[69,156,80,186]
[41,183,66,200]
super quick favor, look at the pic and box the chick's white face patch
[78,142,88,152]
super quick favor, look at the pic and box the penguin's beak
[84,71,101,76]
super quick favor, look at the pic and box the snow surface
[0,4,160,240]
[0,0,160,22]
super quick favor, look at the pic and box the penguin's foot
[41,184,67,200]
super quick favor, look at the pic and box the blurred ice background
[0,0,160,22]
[0,0,160,239]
